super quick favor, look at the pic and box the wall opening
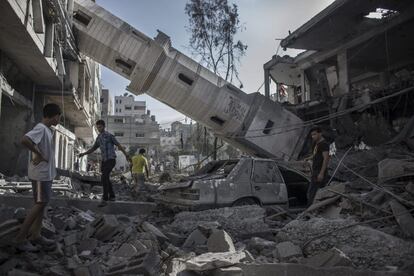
[263,120,274,134]
[178,73,194,86]
[210,116,225,126]
[73,10,92,26]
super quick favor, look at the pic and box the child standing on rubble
[308,126,330,206]
[131,148,150,196]
[14,103,61,252]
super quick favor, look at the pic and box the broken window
[263,120,274,135]
[178,73,194,86]
[253,161,281,183]
[115,58,136,75]
[73,10,92,26]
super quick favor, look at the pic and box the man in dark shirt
[307,126,330,206]
[79,120,131,207]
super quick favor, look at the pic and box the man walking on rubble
[308,126,330,206]
[131,148,150,197]
[79,120,131,207]
[14,103,61,251]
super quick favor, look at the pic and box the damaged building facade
[0,0,102,175]
[264,0,414,151]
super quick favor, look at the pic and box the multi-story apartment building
[0,0,101,175]
[101,88,113,117]
[103,100,160,170]
[114,94,146,116]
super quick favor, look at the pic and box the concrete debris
[303,247,353,268]
[169,205,269,239]
[1,146,414,275]
[178,251,247,271]
[207,229,236,253]
[389,200,414,238]
[273,241,303,261]
[378,159,414,183]
[182,229,208,249]
[277,218,414,269]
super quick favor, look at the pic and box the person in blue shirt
[79,120,131,206]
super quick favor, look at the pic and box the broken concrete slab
[64,233,78,246]
[0,195,156,216]
[405,183,414,196]
[182,229,207,249]
[273,241,302,261]
[213,266,243,276]
[237,263,412,276]
[170,206,269,239]
[180,251,246,271]
[389,200,414,238]
[378,159,414,183]
[106,251,160,276]
[114,243,138,258]
[141,221,169,244]
[92,215,120,241]
[207,229,236,253]
[303,247,353,268]
[77,238,98,253]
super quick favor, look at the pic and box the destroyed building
[0,0,414,275]
[264,0,414,150]
[0,0,103,175]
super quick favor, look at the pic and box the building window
[125,106,132,110]
[114,118,124,123]
[134,106,145,110]
[114,132,124,137]
[136,133,145,137]
[178,73,194,86]
[100,97,104,103]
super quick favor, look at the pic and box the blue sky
[98,0,334,128]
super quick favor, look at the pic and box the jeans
[101,159,116,201]
[307,174,328,206]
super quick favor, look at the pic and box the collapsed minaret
[72,0,308,160]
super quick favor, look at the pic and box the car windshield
[194,160,239,176]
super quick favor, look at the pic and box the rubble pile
[1,147,414,275]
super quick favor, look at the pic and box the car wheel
[232,197,259,206]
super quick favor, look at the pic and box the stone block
[273,241,302,261]
[141,221,169,244]
[64,233,78,246]
[106,251,160,276]
[77,238,98,253]
[207,229,235,253]
[405,183,414,196]
[182,229,207,249]
[114,243,138,258]
[165,231,186,246]
[93,215,120,241]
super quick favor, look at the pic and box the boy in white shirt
[14,103,61,251]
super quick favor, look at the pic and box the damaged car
[155,157,310,210]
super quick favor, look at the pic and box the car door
[251,160,287,204]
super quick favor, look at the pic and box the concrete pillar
[264,69,270,98]
[336,50,349,95]
[0,89,2,120]
[32,0,45,33]
[44,22,54,57]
